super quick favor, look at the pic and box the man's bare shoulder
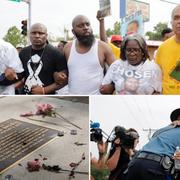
[97,39,115,65]
[64,41,73,51]
[98,40,112,52]
[98,40,110,48]
[63,41,73,59]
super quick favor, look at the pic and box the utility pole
[143,128,157,140]
[9,0,31,30]
[22,0,31,33]
[8,0,31,44]
[22,0,31,44]
[64,27,69,41]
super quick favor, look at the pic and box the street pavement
[0,96,89,180]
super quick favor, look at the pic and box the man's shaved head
[30,23,48,49]
[72,15,89,28]
[30,23,47,34]
[171,5,180,20]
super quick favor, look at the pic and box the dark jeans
[127,158,167,180]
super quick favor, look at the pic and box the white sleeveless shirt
[68,39,103,95]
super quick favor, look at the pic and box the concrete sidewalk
[0,96,89,180]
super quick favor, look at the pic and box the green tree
[106,21,121,37]
[91,166,109,180]
[3,26,27,47]
[145,22,168,40]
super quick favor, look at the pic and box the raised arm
[97,10,108,43]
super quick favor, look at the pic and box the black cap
[170,108,180,122]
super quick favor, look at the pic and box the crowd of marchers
[0,5,179,95]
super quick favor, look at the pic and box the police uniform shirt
[142,125,180,157]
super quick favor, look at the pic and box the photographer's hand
[97,141,108,155]
[96,141,108,169]
[114,138,121,146]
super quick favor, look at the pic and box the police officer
[127,108,180,180]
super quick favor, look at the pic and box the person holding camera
[127,108,180,180]
[95,126,139,180]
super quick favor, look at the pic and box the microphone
[90,122,100,129]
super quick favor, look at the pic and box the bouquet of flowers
[20,103,81,130]
[20,103,56,118]
[36,104,56,117]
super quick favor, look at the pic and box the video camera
[90,122,139,149]
[90,122,103,142]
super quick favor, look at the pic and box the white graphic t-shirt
[0,39,24,95]
[102,60,162,95]
[24,54,44,93]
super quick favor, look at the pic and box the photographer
[92,126,139,180]
[107,127,139,180]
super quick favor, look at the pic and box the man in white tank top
[59,15,115,95]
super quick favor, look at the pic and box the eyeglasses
[126,48,141,53]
